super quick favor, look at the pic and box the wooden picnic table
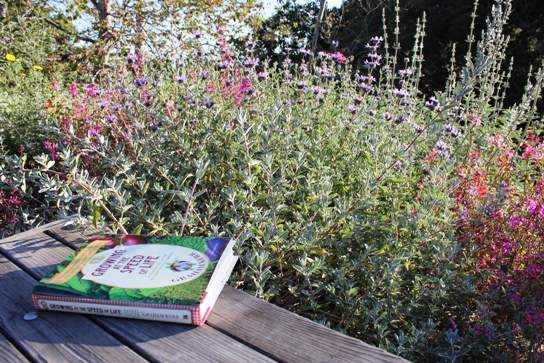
[0,218,410,363]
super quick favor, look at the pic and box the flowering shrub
[454,131,544,361]
[1,0,543,361]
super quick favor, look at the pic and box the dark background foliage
[252,0,544,111]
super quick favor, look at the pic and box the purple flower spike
[134,77,151,87]
[105,115,118,123]
[175,76,188,83]
[97,100,110,109]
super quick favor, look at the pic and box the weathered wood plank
[208,286,410,363]
[1,216,79,244]
[47,221,410,363]
[0,229,277,363]
[0,331,30,363]
[0,255,148,363]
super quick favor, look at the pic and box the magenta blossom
[331,52,347,64]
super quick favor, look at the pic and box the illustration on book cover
[33,234,234,307]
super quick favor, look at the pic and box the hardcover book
[32,234,237,325]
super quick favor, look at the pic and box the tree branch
[42,17,96,44]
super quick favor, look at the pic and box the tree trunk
[134,0,146,56]
[311,0,327,54]
[90,0,114,65]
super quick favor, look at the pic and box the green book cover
[32,234,234,307]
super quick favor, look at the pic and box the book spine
[35,298,194,324]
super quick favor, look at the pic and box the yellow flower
[6,54,16,62]
[33,65,43,71]
[19,72,26,77]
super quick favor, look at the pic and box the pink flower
[509,216,522,228]
[69,84,78,98]
[331,52,347,64]
[527,199,538,214]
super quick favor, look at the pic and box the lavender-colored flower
[425,96,441,111]
[193,30,203,38]
[444,124,462,138]
[331,40,339,47]
[98,100,110,108]
[201,70,209,80]
[364,59,381,67]
[456,113,467,122]
[395,114,409,124]
[257,72,268,81]
[436,140,449,150]
[175,76,187,83]
[299,48,312,55]
[352,97,363,105]
[392,88,410,98]
[408,121,424,133]
[244,40,257,49]
[183,94,193,101]
[398,69,413,77]
[217,60,233,69]
[317,51,328,59]
[435,140,452,158]
[360,75,376,83]
[282,100,291,105]
[89,126,102,137]
[347,105,360,114]
[204,101,214,108]
[134,77,151,87]
[243,57,259,68]
[382,112,393,121]
[297,81,307,90]
[126,55,138,64]
[125,102,134,109]
[112,104,122,111]
[105,115,118,123]
[400,99,414,106]
[367,109,377,116]
[358,83,375,93]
